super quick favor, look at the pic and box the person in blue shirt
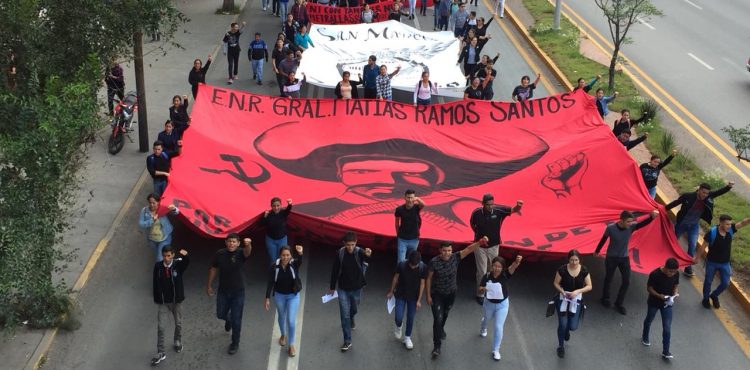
[248,33,269,85]
[362,55,380,99]
[595,88,617,117]
[294,25,314,53]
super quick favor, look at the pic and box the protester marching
[127,0,737,367]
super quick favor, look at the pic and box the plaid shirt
[376,74,393,100]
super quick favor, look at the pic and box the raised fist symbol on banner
[541,152,588,198]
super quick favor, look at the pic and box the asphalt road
[39,1,750,370]
[558,0,750,191]
[43,184,750,369]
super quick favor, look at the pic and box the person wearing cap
[469,194,523,305]
[362,55,380,99]
[386,250,427,350]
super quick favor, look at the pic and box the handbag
[545,295,557,317]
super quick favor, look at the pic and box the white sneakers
[403,336,414,350]
[480,328,488,337]
[492,351,501,361]
[394,324,403,340]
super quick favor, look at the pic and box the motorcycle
[108,91,138,155]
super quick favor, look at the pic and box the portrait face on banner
[162,86,691,272]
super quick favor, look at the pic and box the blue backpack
[707,226,733,247]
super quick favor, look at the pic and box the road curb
[504,5,573,91]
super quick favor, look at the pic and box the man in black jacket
[151,246,190,366]
[329,231,372,352]
[666,181,734,276]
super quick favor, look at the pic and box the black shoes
[556,346,565,358]
[340,342,352,352]
[224,320,231,332]
[683,266,695,277]
[564,331,570,342]
[151,352,166,366]
[615,305,627,315]
[600,298,611,307]
[710,295,721,308]
[431,346,441,358]
[174,340,182,353]
[702,298,711,309]
[228,342,239,355]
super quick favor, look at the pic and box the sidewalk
[0,1,245,368]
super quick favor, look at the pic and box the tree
[0,0,186,331]
[593,0,662,90]
[222,0,236,13]
[722,124,750,162]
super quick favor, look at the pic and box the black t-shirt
[223,30,242,49]
[395,261,427,300]
[464,86,483,100]
[429,252,460,294]
[480,270,512,303]
[264,204,292,240]
[470,206,512,247]
[646,267,679,307]
[557,264,588,292]
[395,204,422,239]
[705,224,737,264]
[212,248,249,292]
[512,83,536,101]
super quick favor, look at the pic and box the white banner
[298,21,465,96]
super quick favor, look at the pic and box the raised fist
[541,152,588,198]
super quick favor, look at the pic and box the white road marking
[267,250,310,370]
[684,0,703,10]
[720,57,741,69]
[636,18,655,30]
[414,11,421,30]
[687,52,715,71]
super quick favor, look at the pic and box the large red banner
[162,85,691,272]
[307,1,394,24]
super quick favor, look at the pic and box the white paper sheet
[322,291,339,304]
[387,296,396,314]
[486,282,504,300]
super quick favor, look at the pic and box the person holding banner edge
[376,64,401,101]
[469,194,522,305]
[413,71,438,105]
[594,209,658,315]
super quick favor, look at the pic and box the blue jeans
[642,304,672,354]
[481,298,510,352]
[674,222,700,259]
[417,97,431,105]
[153,178,167,198]
[397,238,419,264]
[251,59,264,82]
[265,235,287,266]
[274,292,300,345]
[279,2,289,22]
[148,235,172,262]
[337,288,361,342]
[453,26,465,38]
[394,298,417,337]
[648,186,657,199]
[703,261,732,299]
[556,300,581,347]
[217,289,245,345]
